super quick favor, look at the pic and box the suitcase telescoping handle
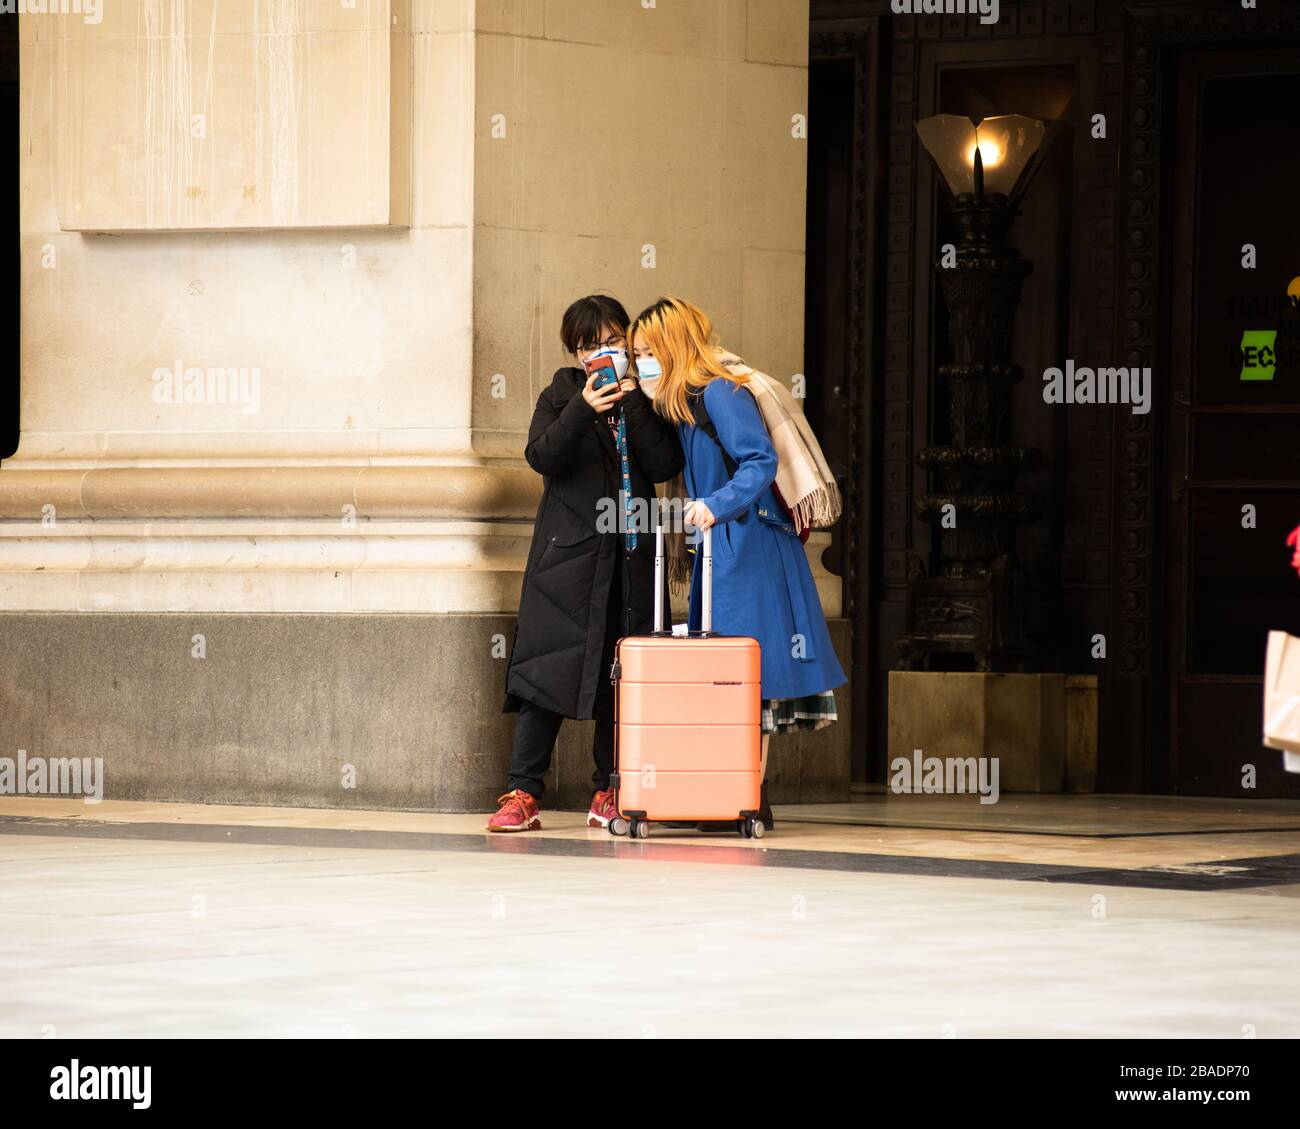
[652,516,713,636]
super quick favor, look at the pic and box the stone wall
[1,0,847,811]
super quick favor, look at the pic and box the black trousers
[508,556,624,799]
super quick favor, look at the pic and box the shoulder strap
[687,388,738,478]
[690,383,800,533]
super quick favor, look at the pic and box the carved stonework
[1113,0,1300,684]
[898,188,1042,668]
[809,21,876,631]
[811,0,1300,771]
[939,253,1032,366]
[896,554,1027,673]
[841,0,1116,632]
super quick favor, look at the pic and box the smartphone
[583,353,620,392]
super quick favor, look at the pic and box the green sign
[1237,329,1279,382]
[1240,329,1278,381]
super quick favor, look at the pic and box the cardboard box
[1263,631,1300,771]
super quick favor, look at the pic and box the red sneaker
[487,789,541,832]
[587,788,619,829]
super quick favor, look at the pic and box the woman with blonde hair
[629,297,846,831]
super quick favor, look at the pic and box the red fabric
[1288,524,1300,578]
[771,482,811,544]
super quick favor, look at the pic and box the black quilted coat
[502,367,684,719]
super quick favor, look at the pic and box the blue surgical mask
[637,356,662,379]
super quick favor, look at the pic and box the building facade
[3,0,1299,804]
[0,0,850,810]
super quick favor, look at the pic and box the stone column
[2,0,844,811]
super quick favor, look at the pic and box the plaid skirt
[760,689,838,736]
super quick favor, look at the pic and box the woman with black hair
[489,295,684,832]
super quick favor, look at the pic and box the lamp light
[914,113,1047,203]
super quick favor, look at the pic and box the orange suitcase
[608,525,764,839]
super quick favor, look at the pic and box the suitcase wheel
[609,816,629,837]
[740,816,764,839]
[629,818,650,840]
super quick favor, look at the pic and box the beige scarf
[649,350,842,595]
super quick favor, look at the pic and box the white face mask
[586,346,629,380]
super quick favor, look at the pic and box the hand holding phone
[582,355,625,412]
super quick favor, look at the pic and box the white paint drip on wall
[259,0,304,227]
[200,0,218,226]
[141,1,196,229]
[131,0,218,228]
[362,3,372,221]
[60,0,396,229]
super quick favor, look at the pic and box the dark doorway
[1167,55,1300,797]
[1,14,16,461]
[806,28,880,787]
[805,52,859,779]
[804,56,855,514]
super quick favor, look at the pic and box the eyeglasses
[580,334,626,355]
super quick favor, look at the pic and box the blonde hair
[629,297,748,425]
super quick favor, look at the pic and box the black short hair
[560,294,630,355]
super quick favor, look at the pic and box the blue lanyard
[615,408,636,550]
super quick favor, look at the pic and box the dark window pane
[1194,73,1300,405]
[1187,492,1300,675]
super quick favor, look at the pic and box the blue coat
[680,378,847,701]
